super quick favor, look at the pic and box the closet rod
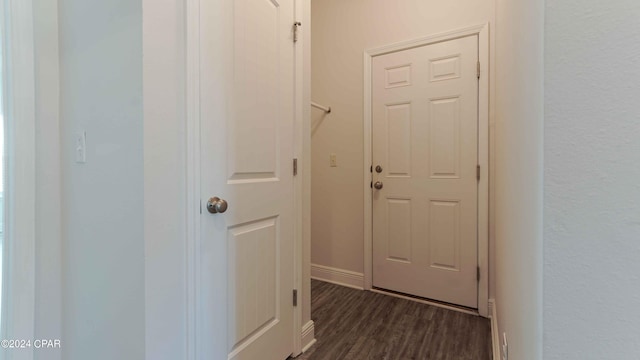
[311,101,331,114]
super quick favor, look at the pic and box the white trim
[1,0,36,359]
[292,0,306,355]
[300,320,316,353]
[489,299,500,360]
[185,0,200,359]
[363,23,491,317]
[363,50,373,291]
[488,297,494,317]
[477,24,491,319]
[370,288,479,317]
[299,1,313,357]
[311,264,364,290]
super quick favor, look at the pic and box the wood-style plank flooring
[295,280,491,360]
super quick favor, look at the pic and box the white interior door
[372,35,479,308]
[199,0,296,359]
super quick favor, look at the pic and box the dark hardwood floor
[295,280,491,360]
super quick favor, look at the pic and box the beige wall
[311,0,496,296]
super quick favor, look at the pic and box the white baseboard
[488,298,494,318]
[489,299,500,360]
[301,320,316,353]
[310,264,364,290]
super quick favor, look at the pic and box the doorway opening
[307,2,492,358]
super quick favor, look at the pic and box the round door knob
[207,197,229,214]
[373,181,383,190]
[375,165,383,173]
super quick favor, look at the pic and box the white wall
[34,0,62,359]
[544,0,640,358]
[310,0,495,293]
[38,1,309,359]
[143,0,187,358]
[58,0,145,359]
[493,0,544,358]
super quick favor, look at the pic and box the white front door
[372,35,479,308]
[199,0,296,359]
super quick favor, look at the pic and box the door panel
[230,0,281,179]
[428,200,461,271]
[385,64,412,88]
[199,0,295,359]
[227,217,278,352]
[372,35,479,308]
[386,103,412,177]
[386,198,412,263]
[429,54,461,82]
[429,97,461,178]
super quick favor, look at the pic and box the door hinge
[477,266,481,282]
[477,61,481,79]
[476,165,481,181]
[293,289,298,307]
[293,158,298,176]
[293,22,302,43]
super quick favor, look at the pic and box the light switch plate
[76,131,86,163]
[502,332,508,360]
[330,153,337,167]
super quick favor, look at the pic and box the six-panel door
[372,35,479,308]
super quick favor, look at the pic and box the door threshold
[370,287,479,316]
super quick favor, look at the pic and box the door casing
[363,23,490,317]
[1,1,38,358]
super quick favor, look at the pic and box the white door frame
[292,0,311,356]
[1,1,37,359]
[185,1,200,358]
[363,23,490,317]
[184,0,305,358]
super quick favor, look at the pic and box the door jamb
[363,23,490,317]
[292,0,309,356]
[1,0,37,357]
